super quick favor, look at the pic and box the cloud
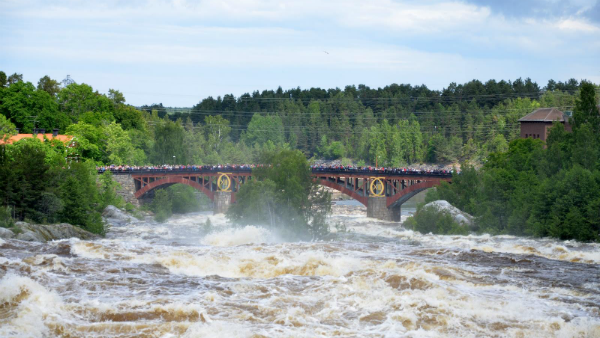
[1,0,599,106]
[335,1,490,33]
[557,18,600,31]
[463,0,600,22]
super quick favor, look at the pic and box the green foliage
[168,184,201,214]
[98,171,125,209]
[428,86,600,242]
[0,71,6,88]
[228,179,279,226]
[114,105,145,131]
[108,89,126,105]
[243,113,284,147]
[0,138,108,235]
[0,206,15,228]
[405,205,468,235]
[0,114,17,142]
[37,75,61,97]
[151,118,187,164]
[228,149,331,240]
[1,71,598,241]
[203,217,212,233]
[152,189,172,222]
[66,122,106,162]
[57,161,106,235]
[0,81,70,133]
[58,83,113,121]
[573,81,600,132]
[147,183,202,222]
[528,166,600,241]
[7,73,23,85]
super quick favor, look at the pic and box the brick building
[519,108,572,142]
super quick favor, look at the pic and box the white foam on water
[0,274,65,338]
[2,208,598,337]
[339,214,600,264]
[156,246,365,279]
[201,225,272,246]
[181,321,260,338]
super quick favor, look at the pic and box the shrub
[0,206,15,228]
[152,189,172,222]
[404,205,468,235]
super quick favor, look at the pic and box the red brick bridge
[106,167,452,221]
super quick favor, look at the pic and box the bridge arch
[134,176,215,200]
[386,180,440,208]
[317,179,368,206]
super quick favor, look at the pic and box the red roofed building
[519,108,572,143]
[1,128,74,145]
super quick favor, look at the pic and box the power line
[130,87,597,106]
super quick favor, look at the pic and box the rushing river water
[1,204,599,338]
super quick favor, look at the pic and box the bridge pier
[213,191,232,214]
[367,197,401,222]
[112,174,140,207]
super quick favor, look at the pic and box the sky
[1,0,599,106]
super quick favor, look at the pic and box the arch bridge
[106,167,452,221]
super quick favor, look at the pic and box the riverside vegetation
[407,82,600,242]
[1,70,599,240]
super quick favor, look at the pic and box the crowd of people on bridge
[97,164,256,173]
[97,164,456,176]
[310,165,455,175]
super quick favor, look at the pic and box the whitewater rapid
[0,205,599,337]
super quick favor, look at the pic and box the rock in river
[0,227,15,239]
[422,200,477,230]
[102,205,137,225]
[11,221,99,243]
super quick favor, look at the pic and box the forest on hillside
[1,71,599,240]
[409,82,600,242]
[1,71,592,167]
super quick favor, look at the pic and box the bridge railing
[98,167,253,175]
[99,166,453,178]
[311,167,453,177]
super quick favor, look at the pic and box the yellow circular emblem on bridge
[217,173,231,192]
[369,177,385,197]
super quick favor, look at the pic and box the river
[1,203,599,337]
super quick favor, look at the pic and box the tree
[66,122,107,162]
[58,161,105,235]
[105,122,139,165]
[204,115,231,152]
[0,114,17,142]
[0,71,7,88]
[7,141,51,221]
[58,83,113,121]
[0,81,69,133]
[152,189,172,222]
[243,113,284,147]
[108,89,125,105]
[98,171,124,210]
[114,105,145,130]
[228,149,331,239]
[572,81,599,132]
[37,75,61,97]
[7,73,23,85]
[151,118,187,164]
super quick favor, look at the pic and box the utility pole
[61,75,75,88]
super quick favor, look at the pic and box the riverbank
[0,222,99,242]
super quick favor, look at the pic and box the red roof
[518,108,568,122]
[1,133,74,145]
